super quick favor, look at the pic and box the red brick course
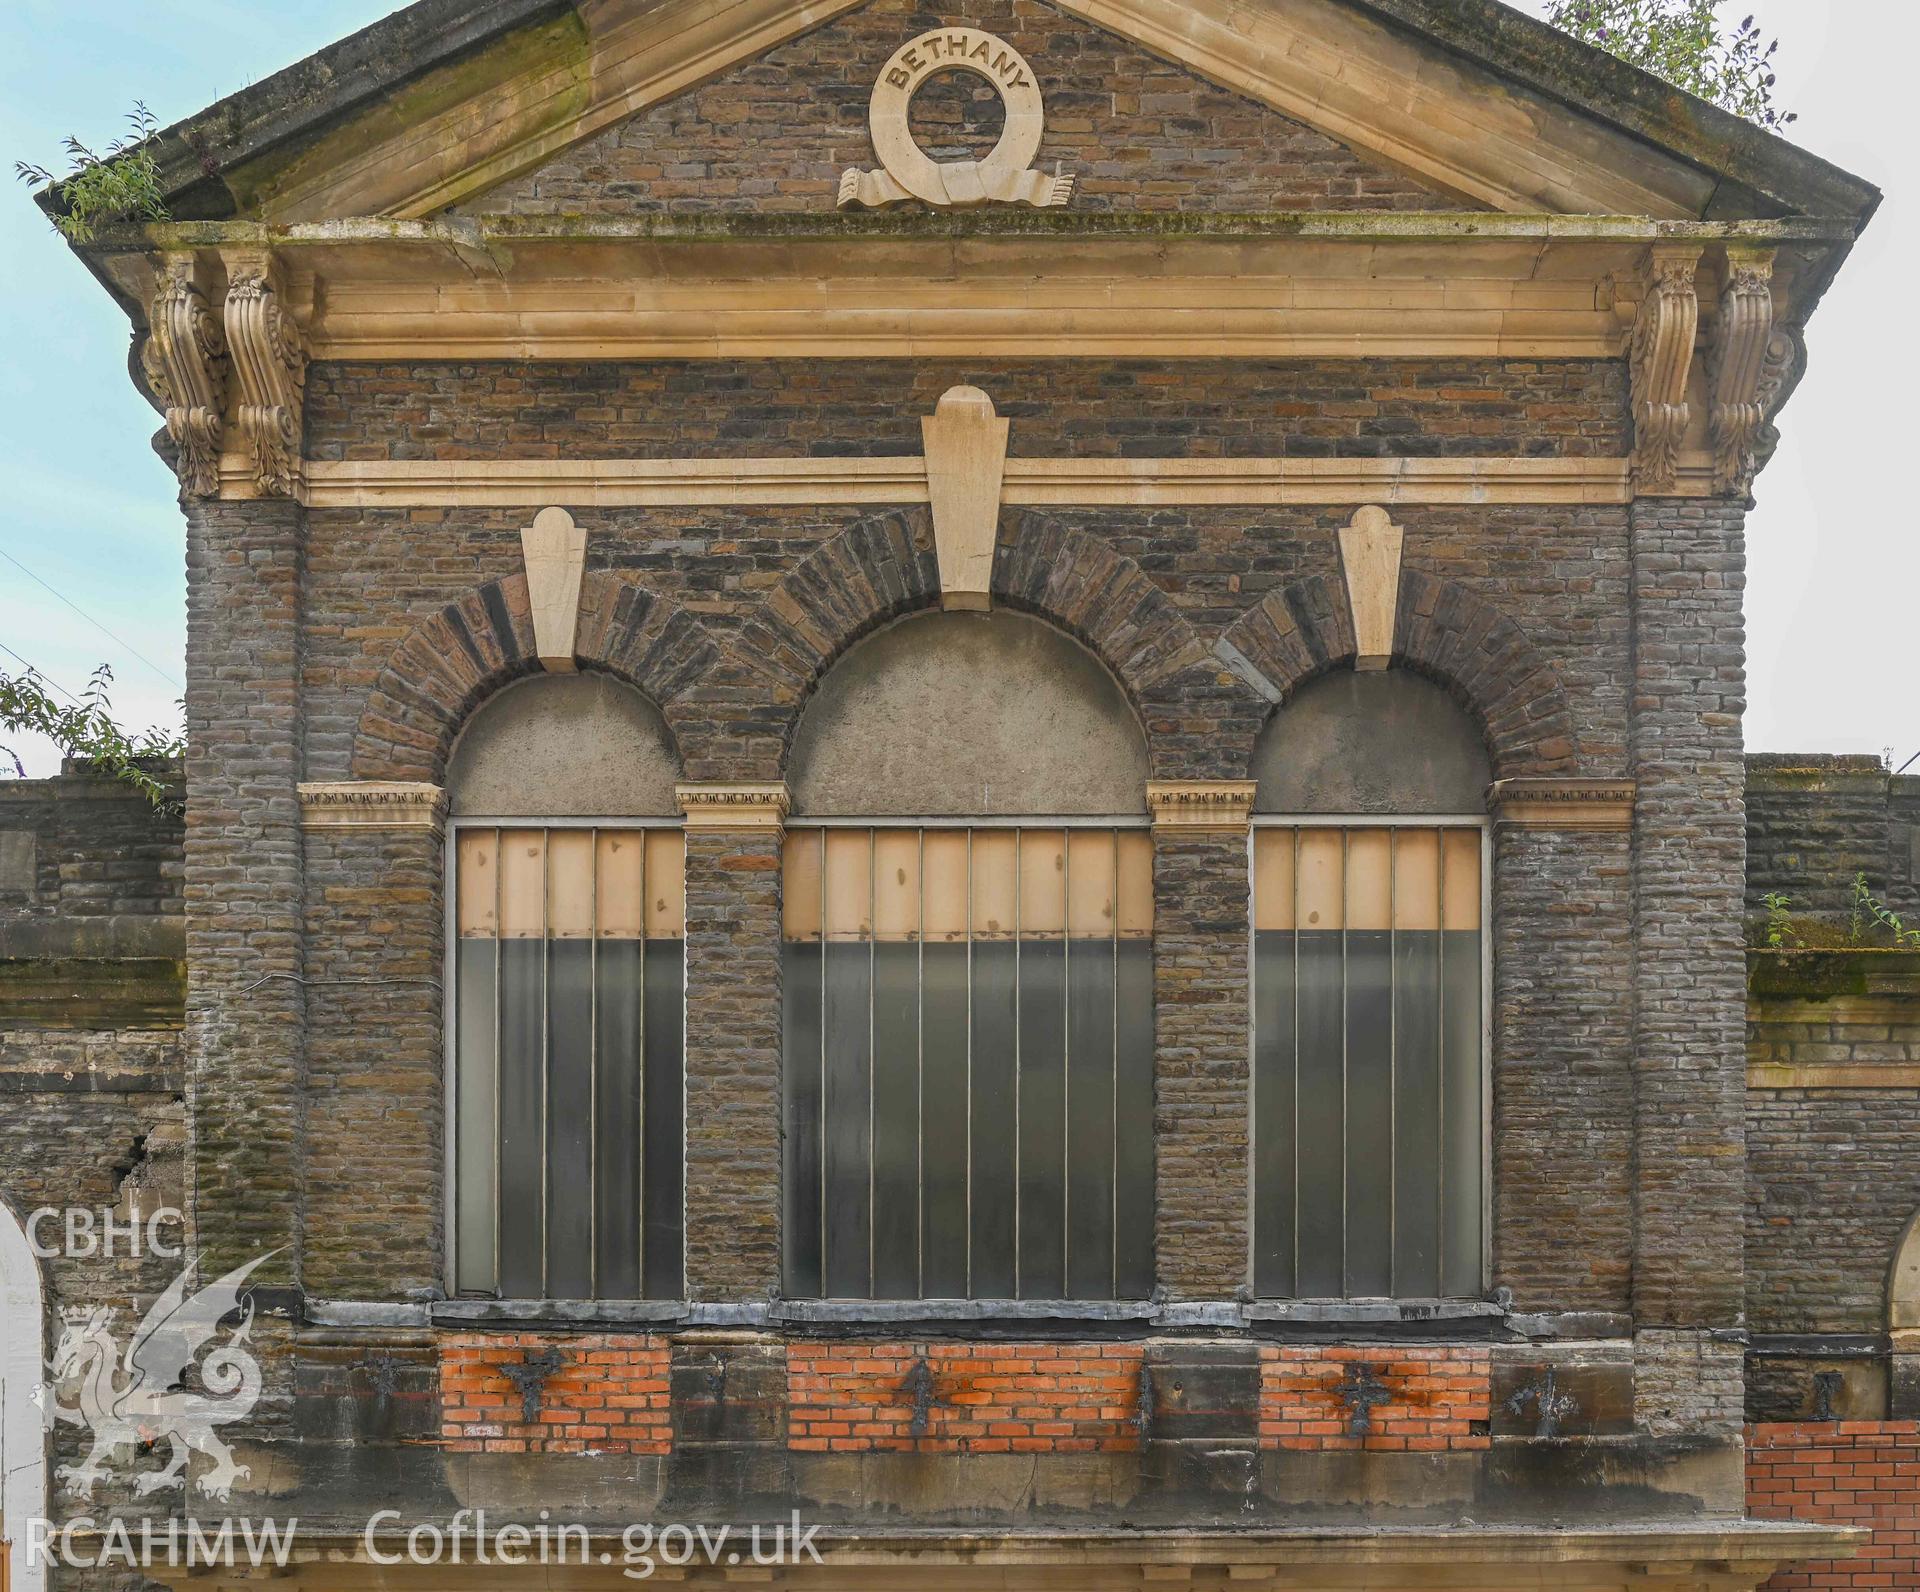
[787,1342,1146,1453]
[1748,1422,1920,1590]
[1258,1346,1492,1452]
[439,1334,671,1455]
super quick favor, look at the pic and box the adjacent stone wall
[453,0,1467,218]
[1747,756,1920,925]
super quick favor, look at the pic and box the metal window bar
[1249,818,1487,1301]
[449,820,686,1301]
[781,820,1154,1301]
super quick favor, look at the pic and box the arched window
[448,674,685,1301]
[781,611,1154,1301]
[1248,670,1490,1301]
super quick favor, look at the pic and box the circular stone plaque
[839,27,1075,209]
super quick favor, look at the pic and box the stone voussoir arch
[350,571,723,784]
[732,509,1220,772]
[1218,567,1581,778]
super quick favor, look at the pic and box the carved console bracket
[676,782,792,831]
[1707,246,1778,497]
[1628,245,1702,497]
[1489,778,1635,832]
[922,386,1011,612]
[298,781,449,831]
[221,249,308,497]
[1336,505,1405,670]
[141,254,229,499]
[1146,781,1257,833]
[521,506,588,671]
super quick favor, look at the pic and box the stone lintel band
[1146,781,1259,833]
[1489,778,1636,832]
[297,781,449,830]
[677,781,792,831]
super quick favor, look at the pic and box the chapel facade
[2,2,1911,1590]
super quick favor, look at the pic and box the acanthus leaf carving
[142,255,228,499]
[1706,246,1777,497]
[222,251,308,498]
[1628,245,1701,497]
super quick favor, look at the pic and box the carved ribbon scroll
[141,255,228,499]
[223,251,308,497]
[1629,245,1702,496]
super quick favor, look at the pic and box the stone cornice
[298,781,447,831]
[1146,781,1258,833]
[1488,778,1636,832]
[676,782,792,831]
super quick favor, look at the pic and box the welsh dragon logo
[36,1251,274,1500]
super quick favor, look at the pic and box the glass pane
[642,939,685,1301]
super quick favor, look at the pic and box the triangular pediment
[75,0,1877,231]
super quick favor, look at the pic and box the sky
[0,1,1913,778]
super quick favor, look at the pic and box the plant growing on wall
[0,664,183,809]
[1849,873,1920,949]
[1761,891,1797,949]
[15,103,168,244]
[1545,2,1796,128]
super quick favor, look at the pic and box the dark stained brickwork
[455,0,1467,219]
[1747,1086,1920,1334]
[1628,497,1749,1329]
[1151,830,1248,1298]
[182,496,308,1295]
[1492,828,1635,1315]
[683,827,784,1299]
[301,823,445,1298]
[305,358,1629,463]
[1746,755,1920,924]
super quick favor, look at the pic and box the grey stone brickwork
[307,357,1628,462]
[182,496,308,1302]
[1151,830,1250,1298]
[1747,1085,1920,1335]
[453,0,1468,219]
[683,828,785,1300]
[1628,497,1749,1330]
[1746,754,1920,923]
[1491,827,1635,1315]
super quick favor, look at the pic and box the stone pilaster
[1146,781,1255,1298]
[1629,497,1749,1329]
[297,783,447,1297]
[678,783,788,1300]
[183,495,306,1301]
[1489,822,1635,1316]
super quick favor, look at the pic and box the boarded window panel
[453,824,684,1302]
[783,825,1152,1301]
[1253,824,1486,1302]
